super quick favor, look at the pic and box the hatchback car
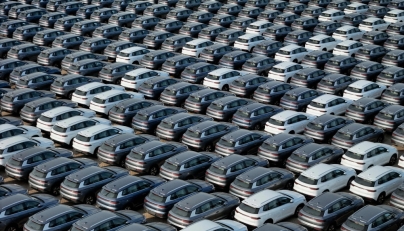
[1,89,56,114]
[265,110,317,135]
[332,123,385,150]
[253,81,295,105]
[381,83,404,105]
[183,88,234,114]
[304,114,355,143]
[215,130,271,156]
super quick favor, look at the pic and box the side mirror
[400,174,402,177]
[290,199,294,203]
[37,204,43,208]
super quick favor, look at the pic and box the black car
[51,34,85,50]
[317,73,357,95]
[290,68,327,88]
[98,62,137,84]
[215,29,245,46]
[166,7,193,21]
[67,59,108,77]
[180,62,218,84]
[206,96,255,122]
[219,51,254,70]
[238,7,263,19]
[37,47,72,68]
[119,28,149,43]
[284,2,307,15]
[199,44,237,64]
[183,88,234,113]
[232,103,284,130]
[273,12,300,26]
[104,41,137,61]
[253,81,295,105]
[0,2,22,16]
[366,5,390,18]
[382,50,404,68]
[324,55,360,75]
[6,43,46,62]
[0,39,23,59]
[71,19,102,37]
[139,50,177,70]
[155,19,184,33]
[313,21,341,35]
[138,76,180,99]
[33,29,66,47]
[283,29,313,46]
[258,133,314,167]
[263,25,293,41]
[374,105,404,132]
[76,5,99,19]
[38,13,67,29]
[159,82,206,106]
[198,25,227,42]
[345,98,389,124]
[143,4,170,19]
[361,31,389,46]
[0,117,23,126]
[131,105,187,134]
[79,37,111,54]
[12,25,43,42]
[230,74,272,97]
[355,44,388,62]
[387,22,404,36]
[341,13,367,26]
[9,64,60,85]
[378,67,404,87]
[109,12,136,27]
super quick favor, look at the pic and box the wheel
[323,190,329,194]
[287,78,291,83]
[205,144,214,152]
[227,118,232,123]
[264,219,273,224]
[84,194,96,205]
[377,135,384,143]
[301,106,307,112]
[293,59,298,63]
[327,223,337,231]
[229,210,236,219]
[289,130,295,134]
[323,48,327,51]
[294,204,303,217]
[376,192,385,204]
[149,165,159,176]
[124,203,133,210]
[284,181,294,190]
[115,79,121,85]
[366,118,374,125]
[93,147,99,156]
[389,154,398,166]
[222,85,229,91]
[368,165,373,169]
[51,185,60,196]
[254,123,262,130]
[68,92,73,99]
[346,177,354,189]
[119,158,126,168]
[337,90,343,96]
[5,225,17,231]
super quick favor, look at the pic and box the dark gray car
[179,22,208,37]
[97,175,166,210]
[0,117,23,126]
[139,50,178,70]
[67,59,108,76]
[7,44,45,62]
[188,11,214,24]
[183,88,234,113]
[24,204,101,231]
[280,87,323,112]
[286,143,344,174]
[159,82,206,106]
[98,62,137,84]
[0,39,23,59]
[290,68,327,89]
[230,167,295,199]
[252,40,284,58]
[5,147,73,181]
[0,184,27,199]
[230,17,256,32]
[299,192,365,231]
[132,15,160,30]
[382,83,404,105]
[51,74,101,99]
[108,99,162,125]
[206,96,256,122]
[20,97,77,123]
[232,103,284,130]
[0,194,59,231]
[181,121,239,152]
[205,154,268,189]
[125,140,188,176]
[79,37,111,54]
[9,64,60,84]
[301,50,335,69]
[345,98,389,124]
[199,44,238,64]
[242,57,279,77]
[52,34,86,50]
[97,133,158,167]
[160,151,222,180]
[0,59,29,81]
[137,76,180,99]
[313,21,341,35]
[143,31,174,50]
[215,29,245,46]
[332,123,385,150]
[116,223,177,231]
[156,113,212,141]
[71,20,102,37]
[61,51,106,71]
[0,89,55,114]
[168,192,240,229]
[0,20,29,38]
[90,8,118,23]
[92,24,123,40]
[53,16,83,32]
[118,28,149,43]
[28,157,97,195]
[304,114,355,143]
[37,47,72,68]
[258,133,314,167]
[12,25,43,42]
[60,166,129,205]
[76,5,99,19]
[144,179,214,218]
[374,105,404,132]
[109,12,136,27]
[154,19,184,33]
[104,41,137,61]
[316,74,357,95]
[161,35,193,52]
[166,7,192,21]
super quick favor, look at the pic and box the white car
[275,44,309,63]
[343,80,386,100]
[306,95,353,116]
[359,17,390,32]
[0,136,54,166]
[294,163,356,197]
[245,21,273,35]
[332,25,365,41]
[203,68,249,91]
[268,62,304,83]
[350,166,404,204]
[384,9,404,24]
[182,220,247,231]
[72,124,133,155]
[234,33,269,52]
[50,116,111,146]
[182,39,214,57]
[341,141,398,172]
[71,82,125,107]
[234,189,306,227]
[333,40,363,57]
[120,68,169,90]
[344,3,369,14]
[0,124,42,140]
[305,34,339,51]
[89,90,144,115]
[115,47,151,64]
[318,9,345,22]
[36,106,95,132]
[265,110,317,135]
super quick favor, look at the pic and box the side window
[5,203,25,215]
[328,201,342,214]
[170,188,187,200]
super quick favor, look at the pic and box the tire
[293,59,298,63]
[287,78,291,83]
[366,118,374,125]
[5,225,17,231]
[368,165,373,169]
[347,177,354,189]
[51,185,60,196]
[284,181,294,190]
[323,48,327,51]
[68,92,73,99]
[84,194,96,205]
[115,79,121,85]
[264,219,273,224]
[301,106,307,112]
[377,135,384,143]
[289,130,295,134]
[323,190,329,194]
[93,147,99,156]
[294,204,303,217]
[222,85,229,91]
[149,165,159,176]
[327,223,337,231]
[119,158,126,168]
[389,154,398,166]
[229,210,236,219]
[376,192,385,204]
[254,123,262,130]
[205,144,214,152]
[124,203,133,210]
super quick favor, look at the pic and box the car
[265,110,317,135]
[232,103,283,130]
[70,20,103,37]
[333,40,364,58]
[161,55,202,78]
[332,123,385,150]
[244,21,272,35]
[218,3,242,16]
[252,40,283,58]
[355,45,388,63]
[381,83,404,104]
[291,16,319,31]
[219,51,254,70]
[70,210,145,231]
[290,68,327,89]
[199,44,238,64]
[342,205,404,230]
[116,47,151,65]
[385,34,404,50]
[274,13,300,26]
[161,35,193,53]
[391,183,404,209]
[284,30,313,46]
[350,61,385,82]
[324,56,360,75]
[313,21,342,36]
[53,16,83,32]
[265,0,288,11]
[344,3,369,14]
[305,35,339,52]
[0,184,27,199]
[160,151,222,180]
[341,13,367,27]
[98,63,138,84]
[182,220,247,231]
[24,204,101,231]
[383,50,404,68]
[0,2,22,16]
[154,19,184,33]
[92,25,124,41]
[0,20,29,38]
[203,68,249,91]
[71,82,124,107]
[280,87,323,112]
[215,29,245,46]
[183,88,234,114]
[90,8,119,23]
[36,48,72,69]
[359,17,390,32]
[373,105,404,133]
[302,6,326,18]
[341,141,398,173]
[253,81,295,105]
[206,96,255,122]
[301,51,334,70]
[67,59,108,77]
[180,22,208,38]
[198,1,222,14]
[76,5,99,19]
[263,25,293,42]
[306,95,353,116]
[230,17,256,32]
[137,76,181,100]
[304,114,355,143]
[89,90,143,115]
[50,74,101,99]
[115,223,177,231]
[143,31,175,50]
[361,168,404,201]
[0,89,56,114]
[108,12,136,28]
[258,133,314,166]
[5,147,72,180]
[319,9,345,22]
[215,130,271,156]
[32,29,65,47]
[12,25,44,42]
[0,194,59,231]
[0,117,23,126]
[96,175,165,210]
[125,140,188,175]
[387,22,404,35]
[343,80,386,101]
[166,7,192,21]
[20,98,77,124]
[362,31,389,46]
[298,192,365,231]
[182,39,214,58]
[17,8,46,23]
[6,44,45,62]
[384,9,404,23]
[79,38,112,55]
[168,192,240,229]
[139,50,177,70]
[332,25,365,41]
[118,28,149,43]
[284,2,307,15]
[187,11,214,24]
[234,189,306,227]
[9,64,60,85]
[234,34,269,54]
[0,39,24,60]
[317,74,355,96]
[144,179,214,218]
[268,62,304,83]
[120,69,168,91]
[36,106,95,133]
[345,98,388,124]
[28,156,97,195]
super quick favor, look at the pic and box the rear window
[99,188,118,198]
[8,158,23,167]
[298,175,318,185]
[25,220,45,231]
[290,153,309,162]
[345,219,367,231]
[100,143,115,152]
[32,169,47,178]
[309,101,326,108]
[233,179,253,189]
[184,130,201,138]
[209,165,226,175]
[345,151,364,160]
[302,205,323,216]
[335,131,353,140]
[75,134,91,142]
[63,179,80,188]
[354,177,375,187]
[218,139,235,147]
[148,192,166,203]
[39,115,53,123]
[261,142,279,151]
[348,104,365,112]
[171,207,192,217]
[239,203,259,214]
[268,118,285,126]
[162,162,180,171]
[129,151,145,160]
[53,125,67,133]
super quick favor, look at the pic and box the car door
[267,172,284,189]
[297,115,309,133]
[276,196,295,218]
[371,213,399,231]
[332,169,346,191]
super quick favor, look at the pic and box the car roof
[349,141,381,154]
[308,192,344,210]
[66,166,104,181]
[294,143,329,157]
[238,167,273,182]
[336,25,356,31]
[0,194,32,209]
[243,189,282,207]
[120,46,146,53]
[0,136,30,147]
[338,40,360,46]
[220,29,243,35]
[312,114,343,125]
[186,38,210,45]
[36,157,78,171]
[94,90,126,99]
[349,80,373,88]
[388,9,404,13]
[310,34,330,40]
[312,94,340,103]
[176,192,215,210]
[270,110,301,121]
[74,211,117,229]
[210,68,234,75]
[280,44,302,51]
[250,20,271,26]
[103,175,143,192]
[273,61,298,69]
[151,179,189,196]
[324,9,342,13]
[222,130,254,141]
[78,124,112,137]
[25,97,55,107]
[236,102,267,112]
[338,123,366,134]
[212,154,248,168]
[356,61,379,68]
[363,17,382,23]
[358,166,392,181]
[54,116,91,128]
[350,205,387,224]
[301,163,336,178]
[76,82,105,91]
[31,204,75,223]
[104,133,137,146]
[41,106,75,117]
